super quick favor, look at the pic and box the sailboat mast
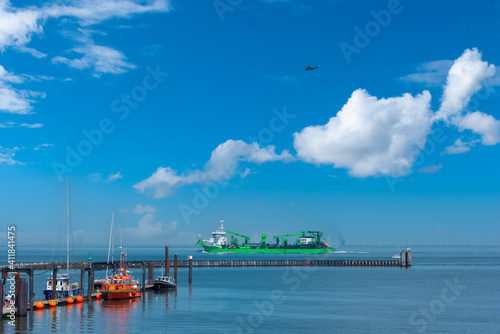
[66,178,69,275]
[106,207,115,277]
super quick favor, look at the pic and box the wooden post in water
[165,246,170,277]
[89,263,95,295]
[29,269,34,309]
[15,271,20,306]
[52,267,57,299]
[174,254,178,283]
[18,278,27,316]
[0,278,4,317]
[142,262,146,292]
[87,269,92,297]
[188,255,193,284]
[406,249,412,267]
[148,262,153,284]
[80,269,85,296]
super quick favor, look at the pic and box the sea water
[0,245,498,333]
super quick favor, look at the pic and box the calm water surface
[1,245,499,333]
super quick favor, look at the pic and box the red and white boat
[101,251,141,300]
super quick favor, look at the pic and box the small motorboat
[153,271,176,290]
[43,274,81,300]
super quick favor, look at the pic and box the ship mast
[106,206,115,277]
[66,178,70,275]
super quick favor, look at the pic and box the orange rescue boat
[101,251,141,300]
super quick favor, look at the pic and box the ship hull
[201,245,336,254]
[153,281,176,290]
[101,290,141,300]
[43,287,81,300]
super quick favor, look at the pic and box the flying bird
[305,66,318,71]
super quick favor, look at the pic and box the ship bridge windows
[300,237,313,245]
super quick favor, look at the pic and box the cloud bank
[124,204,177,240]
[134,140,292,198]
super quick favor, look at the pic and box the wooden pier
[1,248,412,318]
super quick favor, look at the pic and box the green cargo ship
[197,221,335,254]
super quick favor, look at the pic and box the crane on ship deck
[273,233,304,247]
[225,230,251,246]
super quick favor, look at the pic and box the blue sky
[0,0,499,246]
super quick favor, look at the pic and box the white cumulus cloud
[134,140,293,198]
[458,111,500,145]
[435,48,496,123]
[125,203,177,240]
[293,89,433,177]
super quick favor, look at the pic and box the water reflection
[151,288,177,310]
[99,299,140,333]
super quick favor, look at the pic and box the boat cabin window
[123,280,131,285]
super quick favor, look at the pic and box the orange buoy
[95,293,101,300]
[76,295,83,303]
[35,301,44,309]
[49,300,57,307]
[66,297,74,304]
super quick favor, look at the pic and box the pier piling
[142,262,146,292]
[406,249,412,267]
[52,267,57,299]
[400,249,412,268]
[188,255,193,284]
[0,280,4,314]
[29,269,34,309]
[18,278,27,316]
[148,262,153,284]
[174,254,178,283]
[165,246,170,277]
[80,269,85,296]
[89,263,95,295]
[15,271,20,306]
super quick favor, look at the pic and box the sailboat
[94,207,116,291]
[43,179,81,299]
